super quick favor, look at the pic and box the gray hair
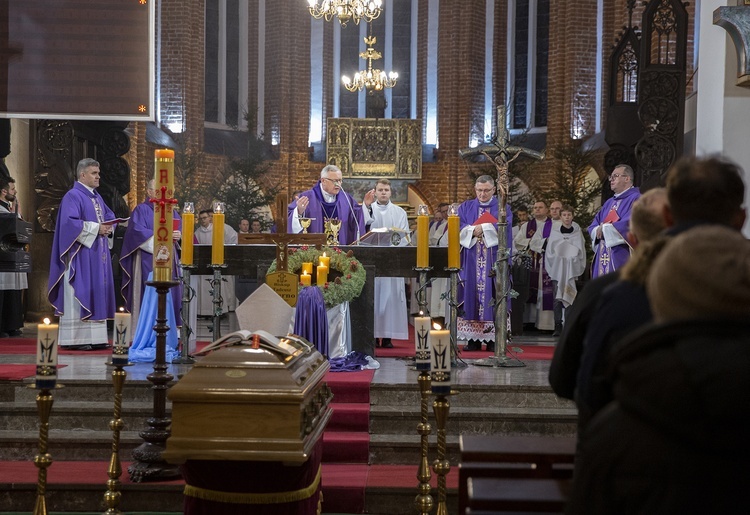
[147,179,156,190]
[320,164,341,178]
[613,164,634,180]
[77,158,100,178]
[475,174,495,186]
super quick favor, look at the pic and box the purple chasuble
[120,201,183,324]
[588,187,641,278]
[287,185,366,245]
[457,198,513,322]
[48,182,117,321]
[526,218,555,310]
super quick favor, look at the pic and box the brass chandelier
[307,0,383,27]
[342,35,398,92]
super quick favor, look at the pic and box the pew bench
[467,477,570,514]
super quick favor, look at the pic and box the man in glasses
[288,164,366,245]
[588,164,641,278]
[457,175,513,352]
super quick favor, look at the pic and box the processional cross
[458,105,544,366]
[237,194,327,306]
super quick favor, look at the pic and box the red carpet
[0,364,67,380]
[0,338,111,355]
[376,326,555,361]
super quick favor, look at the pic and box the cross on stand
[459,105,544,367]
[236,194,327,311]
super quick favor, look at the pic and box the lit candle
[112,308,132,366]
[319,252,330,269]
[416,205,429,268]
[211,201,225,265]
[414,314,431,371]
[429,323,451,394]
[153,149,176,282]
[181,202,194,266]
[317,264,328,286]
[447,203,460,269]
[36,318,59,389]
[301,262,313,275]
[300,271,311,287]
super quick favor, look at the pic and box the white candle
[414,315,431,371]
[429,324,451,394]
[36,318,58,389]
[112,309,132,366]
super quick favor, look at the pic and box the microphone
[338,184,360,245]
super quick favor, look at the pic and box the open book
[195,329,312,357]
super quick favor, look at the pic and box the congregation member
[544,204,586,337]
[237,219,250,234]
[362,178,410,348]
[588,164,640,277]
[120,179,182,333]
[568,225,750,514]
[288,164,366,245]
[0,176,26,338]
[250,219,264,233]
[513,201,554,332]
[194,208,238,316]
[48,158,116,349]
[457,175,512,352]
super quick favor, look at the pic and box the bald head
[629,188,669,244]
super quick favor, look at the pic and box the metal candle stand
[30,375,61,515]
[414,315,434,514]
[445,266,462,367]
[209,264,228,340]
[128,279,181,482]
[431,383,453,515]
[103,357,132,514]
[173,264,197,364]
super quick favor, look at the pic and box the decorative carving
[326,118,422,179]
[35,121,75,232]
[714,6,750,86]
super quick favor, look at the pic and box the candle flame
[418,310,424,316]
[322,252,327,257]
[119,307,125,313]
[449,203,459,216]
[43,317,51,325]
[432,322,442,330]
[183,201,195,214]
[418,204,429,216]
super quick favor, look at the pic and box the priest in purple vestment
[588,164,641,278]
[48,158,117,348]
[288,165,366,245]
[457,175,513,352]
[120,179,183,330]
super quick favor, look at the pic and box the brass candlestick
[208,264,227,340]
[431,392,452,515]
[414,370,434,515]
[128,279,181,482]
[31,386,54,515]
[103,360,132,514]
[173,264,197,364]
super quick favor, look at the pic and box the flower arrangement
[266,246,366,309]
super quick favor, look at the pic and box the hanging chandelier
[342,35,398,92]
[307,0,383,27]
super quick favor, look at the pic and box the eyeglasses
[322,177,343,185]
[610,173,629,180]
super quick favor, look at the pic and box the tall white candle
[112,309,132,366]
[36,318,58,389]
[414,315,431,371]
[429,324,451,394]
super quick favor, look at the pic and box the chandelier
[307,0,383,27]
[342,35,398,92]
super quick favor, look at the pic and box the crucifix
[237,194,327,308]
[459,105,544,367]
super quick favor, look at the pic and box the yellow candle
[319,252,330,269]
[300,271,311,286]
[301,262,313,275]
[37,318,59,367]
[181,211,194,266]
[212,205,225,265]
[317,264,328,286]
[153,149,175,282]
[414,315,431,369]
[447,213,460,269]
[416,207,429,268]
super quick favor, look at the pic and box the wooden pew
[459,435,576,515]
[467,477,570,513]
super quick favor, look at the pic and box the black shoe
[553,323,563,337]
[375,339,381,348]
[485,342,495,352]
[381,338,394,348]
[7,329,22,337]
[465,339,481,351]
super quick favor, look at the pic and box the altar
[192,244,450,356]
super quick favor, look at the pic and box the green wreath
[266,246,366,309]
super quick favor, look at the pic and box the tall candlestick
[153,149,176,282]
[416,205,429,268]
[181,202,194,266]
[36,318,59,389]
[447,203,460,269]
[430,324,451,395]
[317,264,328,286]
[211,202,225,265]
[300,271,311,287]
[414,315,431,370]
